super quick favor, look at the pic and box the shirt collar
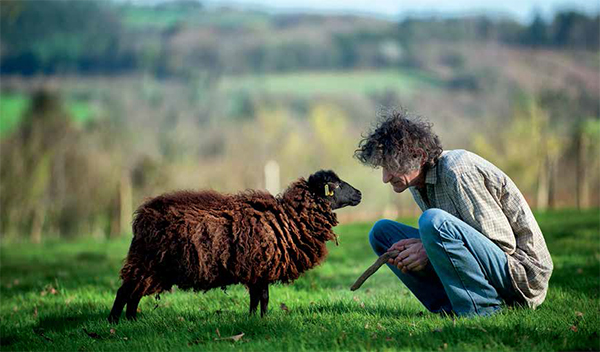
[425,163,438,185]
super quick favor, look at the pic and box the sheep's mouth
[332,195,361,210]
[347,193,362,206]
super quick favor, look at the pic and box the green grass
[0,93,94,137]
[120,7,270,30]
[219,69,443,98]
[1,210,598,351]
[0,94,29,136]
[121,7,194,30]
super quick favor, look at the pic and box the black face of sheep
[108,169,361,323]
[307,170,362,210]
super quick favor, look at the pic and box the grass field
[0,93,94,137]
[120,6,270,30]
[219,69,442,98]
[1,209,598,351]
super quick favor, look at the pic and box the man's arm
[444,169,516,252]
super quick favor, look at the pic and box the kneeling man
[354,110,553,316]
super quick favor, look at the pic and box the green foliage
[2,0,596,76]
[0,93,94,137]
[0,93,29,136]
[471,95,565,195]
[0,210,598,351]
[0,91,122,240]
[550,12,599,49]
[0,0,128,74]
[120,3,271,31]
[120,6,196,30]
[580,119,600,141]
[0,3,598,240]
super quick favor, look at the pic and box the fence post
[264,160,280,195]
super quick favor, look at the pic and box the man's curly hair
[354,109,443,174]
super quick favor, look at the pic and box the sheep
[108,169,361,323]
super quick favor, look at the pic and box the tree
[471,96,565,209]
[575,119,600,209]
[523,12,548,47]
[0,0,127,74]
[1,91,78,241]
[0,90,124,241]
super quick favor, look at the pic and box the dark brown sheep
[108,170,361,323]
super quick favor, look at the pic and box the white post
[264,160,280,195]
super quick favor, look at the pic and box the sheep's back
[124,189,281,290]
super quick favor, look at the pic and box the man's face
[382,166,422,193]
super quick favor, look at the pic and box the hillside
[0,1,598,240]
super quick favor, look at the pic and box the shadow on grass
[548,261,600,299]
[161,309,598,351]
[4,299,598,351]
[291,300,415,318]
[1,308,109,349]
[387,322,600,351]
[1,251,122,299]
[36,310,109,333]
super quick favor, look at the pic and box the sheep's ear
[308,170,336,195]
[307,173,324,190]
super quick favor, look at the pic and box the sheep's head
[307,170,362,210]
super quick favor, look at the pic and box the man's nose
[382,168,392,183]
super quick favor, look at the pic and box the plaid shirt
[409,150,553,308]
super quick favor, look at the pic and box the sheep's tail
[117,204,160,295]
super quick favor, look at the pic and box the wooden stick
[350,250,399,291]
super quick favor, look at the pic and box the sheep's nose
[351,190,362,205]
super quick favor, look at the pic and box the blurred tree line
[0,0,136,74]
[1,0,598,76]
[0,91,132,242]
[0,88,393,241]
[0,1,598,242]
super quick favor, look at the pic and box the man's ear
[417,148,427,166]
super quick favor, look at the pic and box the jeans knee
[369,219,395,249]
[419,209,449,244]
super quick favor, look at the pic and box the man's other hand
[387,238,429,274]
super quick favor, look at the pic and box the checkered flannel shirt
[409,149,553,308]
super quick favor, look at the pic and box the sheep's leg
[259,284,269,317]
[108,282,134,324]
[248,284,261,315]
[125,291,143,321]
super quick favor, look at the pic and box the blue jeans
[369,208,518,316]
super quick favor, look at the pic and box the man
[354,110,553,316]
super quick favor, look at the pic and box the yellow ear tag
[324,184,334,197]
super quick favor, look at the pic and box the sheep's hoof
[107,314,120,324]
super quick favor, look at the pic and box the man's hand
[386,238,429,274]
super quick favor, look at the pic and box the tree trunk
[30,206,46,244]
[536,156,549,210]
[576,133,590,209]
[547,154,558,209]
[119,171,133,236]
